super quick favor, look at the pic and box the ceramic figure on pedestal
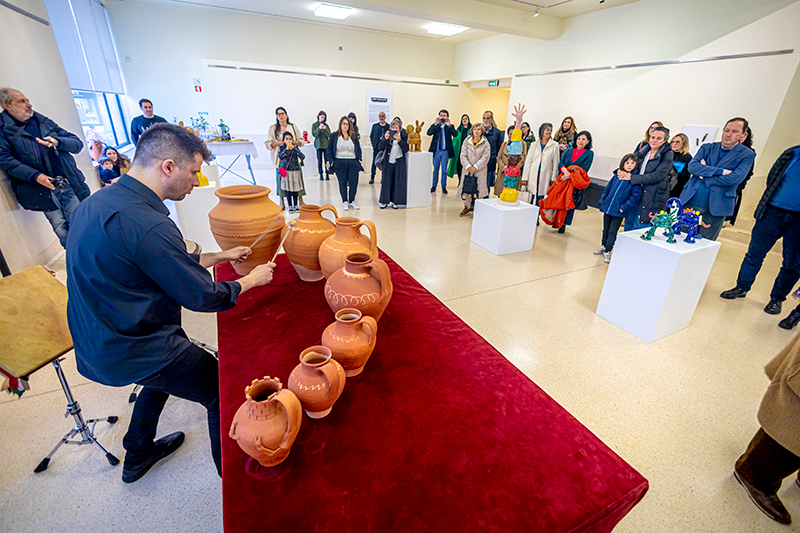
[318,216,378,278]
[287,346,346,419]
[321,308,378,377]
[325,252,393,321]
[282,204,338,281]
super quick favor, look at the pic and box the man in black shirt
[369,112,389,184]
[67,123,275,482]
[0,87,90,248]
[130,98,168,146]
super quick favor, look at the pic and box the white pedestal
[406,151,432,208]
[596,228,721,342]
[470,199,539,255]
[172,177,223,253]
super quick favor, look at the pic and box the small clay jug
[282,204,338,282]
[321,308,378,377]
[287,346,346,419]
[228,376,302,467]
[209,185,284,275]
[318,217,378,279]
[324,252,393,321]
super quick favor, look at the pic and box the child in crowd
[98,157,119,185]
[595,153,642,263]
[278,131,305,213]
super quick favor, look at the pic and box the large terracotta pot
[287,346,346,419]
[318,217,378,279]
[228,376,302,467]
[324,252,393,321]
[321,308,378,377]
[281,204,338,282]
[209,185,284,275]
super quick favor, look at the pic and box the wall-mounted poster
[682,125,718,156]
[366,89,391,145]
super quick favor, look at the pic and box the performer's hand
[249,262,275,286]
[37,174,55,190]
[225,246,252,264]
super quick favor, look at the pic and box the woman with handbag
[555,130,594,233]
[458,123,490,217]
[326,116,363,211]
[266,106,306,210]
[378,119,409,209]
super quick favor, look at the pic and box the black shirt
[130,115,168,146]
[66,175,241,386]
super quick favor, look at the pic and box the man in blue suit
[680,118,755,240]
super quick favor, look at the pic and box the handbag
[374,150,386,173]
[462,172,479,195]
[518,186,533,204]
[573,187,588,210]
[279,149,294,178]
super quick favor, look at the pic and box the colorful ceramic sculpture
[324,252,393,321]
[321,308,378,377]
[287,346,346,419]
[282,204,338,281]
[499,153,522,205]
[671,198,711,243]
[228,376,302,467]
[318,217,378,279]
[209,185,284,275]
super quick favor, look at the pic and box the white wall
[0,0,99,273]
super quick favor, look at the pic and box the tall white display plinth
[470,199,539,255]
[406,151,432,208]
[172,169,223,253]
[596,228,721,342]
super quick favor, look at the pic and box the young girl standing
[278,131,305,213]
[595,154,643,263]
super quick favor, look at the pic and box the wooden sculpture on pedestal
[407,120,424,152]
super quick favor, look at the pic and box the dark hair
[274,106,291,135]
[133,123,211,168]
[726,117,749,132]
[521,122,530,130]
[347,112,359,138]
[575,130,593,150]
[539,122,553,139]
[619,153,639,170]
[651,126,670,140]
[742,126,754,149]
[99,157,112,165]
[336,116,351,138]
[282,131,294,140]
[138,99,152,108]
[317,110,327,122]
[507,125,515,135]
[439,109,449,117]
[459,114,471,132]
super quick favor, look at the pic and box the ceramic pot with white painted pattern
[287,346,346,419]
[321,308,378,377]
[282,204,338,282]
[228,376,301,467]
[318,217,378,279]
[324,252,393,321]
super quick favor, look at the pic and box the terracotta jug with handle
[321,308,378,377]
[282,204,338,282]
[324,252,393,321]
[318,217,377,279]
[287,346,346,419]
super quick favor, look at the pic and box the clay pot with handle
[324,252,393,321]
[287,346,346,419]
[209,185,284,275]
[282,204,338,282]
[228,376,302,467]
[321,308,378,377]
[318,217,378,279]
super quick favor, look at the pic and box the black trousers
[736,204,800,301]
[316,148,328,177]
[602,214,624,252]
[736,428,800,494]
[371,150,380,180]
[336,159,360,203]
[123,343,221,475]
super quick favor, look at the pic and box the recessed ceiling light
[315,3,352,20]
[427,23,468,36]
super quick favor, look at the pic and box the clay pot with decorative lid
[324,252,393,321]
[318,217,377,279]
[281,204,338,282]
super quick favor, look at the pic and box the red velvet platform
[216,252,647,532]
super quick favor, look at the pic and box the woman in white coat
[521,122,560,205]
[458,123,490,217]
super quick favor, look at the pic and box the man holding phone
[427,109,456,194]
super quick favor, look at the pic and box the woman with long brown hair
[554,116,577,152]
[326,116,363,211]
[266,106,306,210]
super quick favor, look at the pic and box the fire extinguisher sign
[193,78,202,92]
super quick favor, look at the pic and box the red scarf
[571,148,585,162]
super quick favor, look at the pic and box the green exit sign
[488,80,499,87]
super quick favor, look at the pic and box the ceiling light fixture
[314,3,353,20]
[534,7,539,17]
[427,23,468,36]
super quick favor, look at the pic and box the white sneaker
[349,201,360,210]
[593,246,606,255]
[342,202,350,211]
[603,251,612,263]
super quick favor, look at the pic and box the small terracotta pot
[228,377,302,467]
[209,185,284,276]
[322,308,378,377]
[318,217,378,279]
[324,253,393,321]
[282,204,338,282]
[287,346,346,419]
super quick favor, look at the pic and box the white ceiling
[139,0,644,43]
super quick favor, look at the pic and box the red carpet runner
[216,252,647,532]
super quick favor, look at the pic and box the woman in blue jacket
[595,154,643,263]
[556,130,594,233]
[326,116,363,211]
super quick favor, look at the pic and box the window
[72,91,130,149]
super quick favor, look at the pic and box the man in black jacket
[427,109,457,194]
[369,112,389,184]
[721,145,800,321]
[0,88,90,248]
[130,98,168,146]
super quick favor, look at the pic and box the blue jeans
[736,204,800,301]
[432,149,448,188]
[44,185,80,248]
